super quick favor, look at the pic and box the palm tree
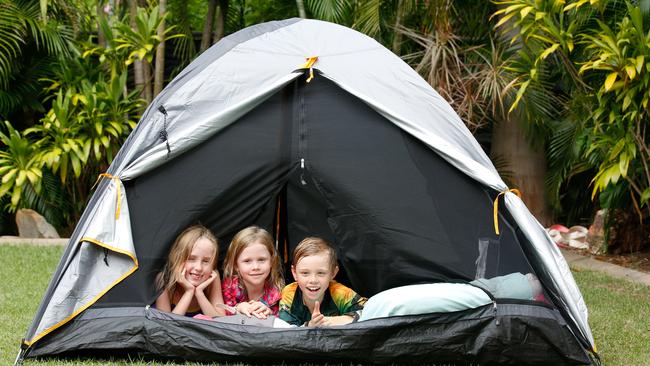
[0,0,74,122]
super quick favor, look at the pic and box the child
[221,226,284,319]
[155,225,226,317]
[279,237,366,327]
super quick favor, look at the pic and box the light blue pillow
[359,283,492,321]
[470,272,535,300]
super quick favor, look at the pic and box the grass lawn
[1,245,649,365]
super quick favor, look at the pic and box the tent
[18,18,599,365]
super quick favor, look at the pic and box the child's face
[183,237,215,286]
[291,253,338,304]
[236,241,272,291]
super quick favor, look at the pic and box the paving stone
[561,249,650,286]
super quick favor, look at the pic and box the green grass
[571,268,650,366]
[1,245,649,365]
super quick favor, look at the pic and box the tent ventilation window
[157,105,171,158]
[103,248,109,266]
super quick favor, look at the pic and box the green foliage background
[0,0,648,251]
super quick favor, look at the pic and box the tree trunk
[153,0,167,97]
[142,59,153,104]
[491,118,553,226]
[391,0,404,54]
[213,0,229,44]
[296,0,306,18]
[490,8,553,227]
[128,0,145,100]
[201,0,218,52]
[97,2,106,48]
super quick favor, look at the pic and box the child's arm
[322,314,355,325]
[154,289,172,312]
[195,270,226,317]
[170,269,196,315]
[306,301,354,326]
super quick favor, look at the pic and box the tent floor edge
[26,305,591,365]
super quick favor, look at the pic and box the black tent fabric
[97,75,533,307]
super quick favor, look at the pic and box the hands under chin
[196,271,218,292]
[178,269,196,293]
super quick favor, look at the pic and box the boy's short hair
[293,237,337,272]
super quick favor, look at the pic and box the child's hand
[248,301,272,319]
[307,301,327,327]
[195,270,218,292]
[177,269,196,292]
[235,301,254,317]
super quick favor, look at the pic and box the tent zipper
[297,76,307,185]
[300,158,307,185]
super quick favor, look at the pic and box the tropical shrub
[493,0,650,251]
[0,4,173,233]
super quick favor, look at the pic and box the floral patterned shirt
[221,276,281,315]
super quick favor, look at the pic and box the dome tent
[18,18,598,364]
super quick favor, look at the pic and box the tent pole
[13,348,26,366]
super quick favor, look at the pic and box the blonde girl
[155,225,226,317]
[222,226,284,318]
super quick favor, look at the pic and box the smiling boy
[279,237,366,327]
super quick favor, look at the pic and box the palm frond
[473,38,516,119]
[170,0,195,76]
[352,0,381,38]
[490,153,515,187]
[545,119,580,210]
[0,53,58,117]
[305,0,351,23]
[0,1,27,88]
[27,18,73,57]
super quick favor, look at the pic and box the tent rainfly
[17,18,599,365]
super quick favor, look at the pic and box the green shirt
[279,281,366,326]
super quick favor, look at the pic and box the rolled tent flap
[24,176,138,346]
